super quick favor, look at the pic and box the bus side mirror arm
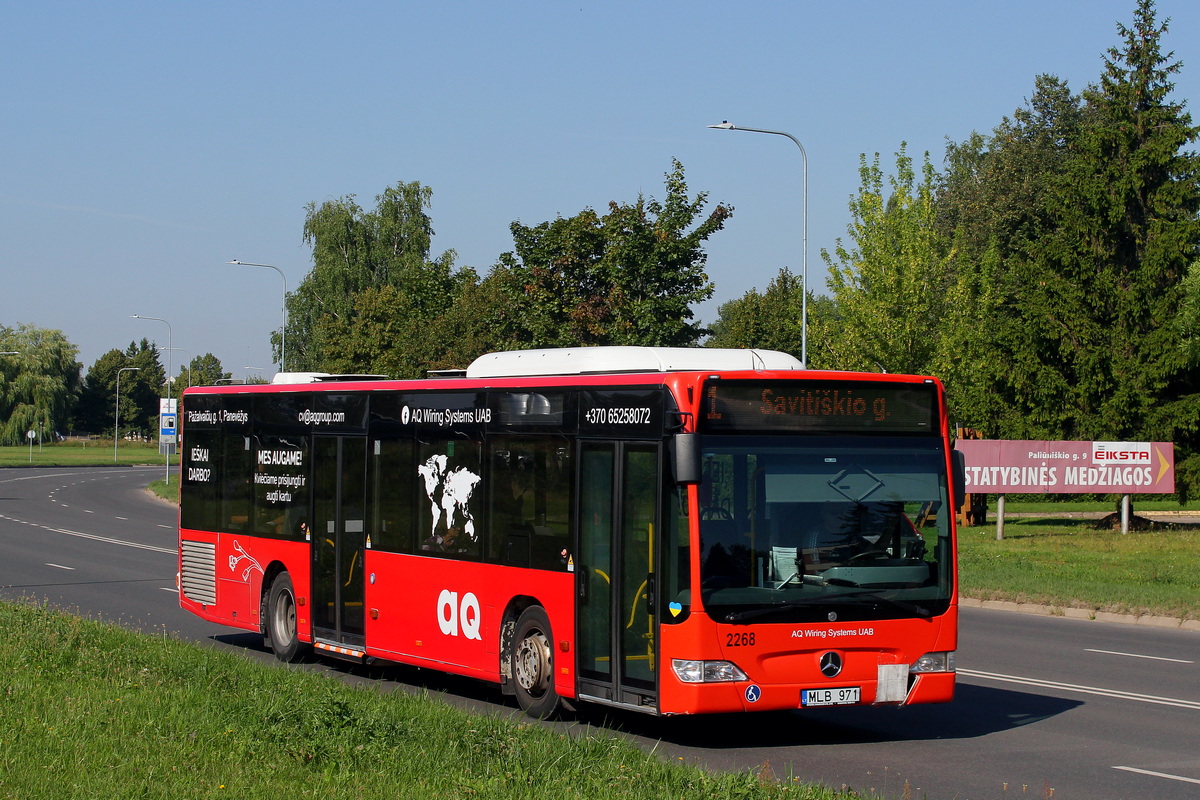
[673,432,701,485]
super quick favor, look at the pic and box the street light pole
[164,347,192,387]
[707,121,809,367]
[130,315,173,404]
[227,260,287,373]
[114,366,140,462]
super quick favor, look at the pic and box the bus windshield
[697,435,953,623]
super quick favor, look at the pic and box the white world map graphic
[418,454,481,543]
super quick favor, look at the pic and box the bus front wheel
[510,606,560,718]
[267,572,305,663]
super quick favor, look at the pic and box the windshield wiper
[724,590,931,623]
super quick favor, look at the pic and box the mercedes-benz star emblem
[819,651,843,678]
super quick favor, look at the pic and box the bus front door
[312,435,367,650]
[577,442,659,711]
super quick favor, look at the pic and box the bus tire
[267,572,304,663]
[510,606,560,718]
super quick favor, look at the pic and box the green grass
[148,478,177,503]
[0,440,177,468]
[958,517,1200,619]
[0,601,842,800]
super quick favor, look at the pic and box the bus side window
[221,430,251,532]
[417,439,482,559]
[371,437,416,554]
[487,436,573,570]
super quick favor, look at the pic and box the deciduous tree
[493,159,729,348]
[284,181,457,371]
[0,324,81,445]
[819,145,960,376]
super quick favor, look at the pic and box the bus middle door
[312,435,367,650]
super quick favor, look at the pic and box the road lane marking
[1086,648,1194,664]
[0,513,174,555]
[959,669,1200,710]
[115,516,129,520]
[46,563,75,570]
[0,468,159,485]
[160,587,178,593]
[1113,766,1200,785]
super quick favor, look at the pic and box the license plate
[802,686,861,707]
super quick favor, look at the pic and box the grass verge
[0,601,841,800]
[958,517,1200,619]
[0,441,177,468]
[148,478,177,503]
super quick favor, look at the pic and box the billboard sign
[955,440,1174,494]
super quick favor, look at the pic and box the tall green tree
[706,267,807,356]
[175,353,230,389]
[0,324,81,445]
[319,266,495,379]
[979,1,1200,448]
[1044,0,1200,446]
[493,159,730,348]
[936,75,1089,431]
[818,145,961,375]
[74,341,164,436]
[284,180,457,371]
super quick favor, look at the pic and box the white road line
[0,468,158,485]
[115,516,129,520]
[160,587,178,593]
[84,509,93,514]
[958,669,1200,710]
[45,563,75,570]
[157,524,173,529]
[1113,766,1200,785]
[0,513,175,555]
[1087,648,1194,664]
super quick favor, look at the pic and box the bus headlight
[672,659,748,683]
[909,651,956,673]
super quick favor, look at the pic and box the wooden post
[995,494,1005,541]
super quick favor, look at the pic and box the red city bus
[178,346,960,717]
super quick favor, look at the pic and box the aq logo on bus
[437,589,482,640]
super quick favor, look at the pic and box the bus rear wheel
[267,572,305,663]
[510,606,560,718]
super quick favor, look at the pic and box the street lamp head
[226,259,242,265]
[707,121,736,130]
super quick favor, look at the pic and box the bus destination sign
[699,380,938,434]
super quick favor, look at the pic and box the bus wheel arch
[509,604,560,718]
[266,570,306,663]
[499,596,538,692]
[259,562,287,641]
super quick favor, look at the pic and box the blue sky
[3,1,1198,380]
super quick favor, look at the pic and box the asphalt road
[2,466,1198,799]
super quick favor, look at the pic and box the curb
[960,597,1200,631]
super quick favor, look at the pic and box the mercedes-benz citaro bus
[178,346,961,717]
